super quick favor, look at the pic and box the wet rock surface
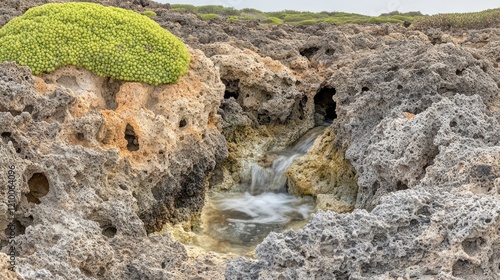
[286,127,358,213]
[0,0,499,279]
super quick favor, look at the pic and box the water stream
[197,125,327,254]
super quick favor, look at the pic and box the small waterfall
[200,125,327,253]
[246,125,327,194]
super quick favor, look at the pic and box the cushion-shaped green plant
[200,13,220,20]
[226,16,239,23]
[0,3,190,85]
[262,17,284,24]
[141,10,157,18]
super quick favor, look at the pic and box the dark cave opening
[26,173,50,204]
[179,118,188,128]
[222,79,240,99]
[314,87,337,124]
[300,47,319,59]
[125,124,139,152]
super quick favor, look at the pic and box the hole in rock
[101,78,121,110]
[314,87,337,125]
[76,133,85,141]
[410,219,419,226]
[124,124,139,151]
[23,105,33,114]
[4,219,26,237]
[416,206,431,217]
[1,132,21,153]
[298,96,308,120]
[179,119,188,128]
[372,181,380,196]
[222,79,240,99]
[462,237,484,256]
[452,259,484,277]
[456,69,464,76]
[196,125,329,254]
[26,173,50,204]
[396,181,408,191]
[300,47,319,59]
[362,87,370,92]
[397,85,403,90]
[151,183,163,201]
[258,113,271,125]
[102,226,117,238]
[325,48,335,56]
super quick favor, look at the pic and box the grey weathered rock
[0,1,500,279]
[0,49,228,278]
[227,188,500,279]
[331,41,500,210]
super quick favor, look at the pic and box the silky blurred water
[196,125,328,254]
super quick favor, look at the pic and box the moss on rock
[0,2,190,85]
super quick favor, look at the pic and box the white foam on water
[198,125,329,253]
[214,192,314,224]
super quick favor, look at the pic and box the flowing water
[197,125,327,254]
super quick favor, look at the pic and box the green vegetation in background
[0,2,190,85]
[262,17,283,24]
[171,4,239,15]
[142,10,157,17]
[201,13,220,20]
[226,16,239,23]
[170,4,500,29]
[240,14,258,21]
[171,4,422,25]
[412,8,500,29]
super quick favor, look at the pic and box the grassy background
[171,4,500,29]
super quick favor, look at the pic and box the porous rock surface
[0,48,227,278]
[227,189,500,279]
[286,127,358,213]
[0,0,499,279]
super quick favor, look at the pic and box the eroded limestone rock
[227,188,500,279]
[0,1,499,279]
[0,47,228,278]
[286,127,358,213]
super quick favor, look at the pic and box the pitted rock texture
[0,253,23,279]
[227,189,500,279]
[331,42,500,210]
[0,49,227,279]
[1,1,500,279]
[286,127,358,213]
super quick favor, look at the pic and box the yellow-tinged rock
[286,128,358,213]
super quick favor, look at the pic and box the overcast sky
[156,0,500,16]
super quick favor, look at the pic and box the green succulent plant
[262,17,283,24]
[0,2,190,85]
[200,13,220,20]
[226,16,239,23]
[141,10,157,18]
